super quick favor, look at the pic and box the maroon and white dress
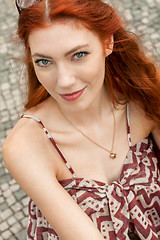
[21,104,160,240]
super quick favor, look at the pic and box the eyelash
[34,51,89,67]
[34,59,51,67]
[72,51,89,61]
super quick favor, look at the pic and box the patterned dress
[21,105,160,240]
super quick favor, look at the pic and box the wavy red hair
[17,0,160,127]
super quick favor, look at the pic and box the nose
[56,62,76,89]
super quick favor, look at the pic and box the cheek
[34,68,56,88]
[88,56,105,84]
[77,55,105,84]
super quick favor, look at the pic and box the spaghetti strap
[126,104,132,147]
[21,114,77,178]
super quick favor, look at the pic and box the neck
[56,87,113,128]
[55,88,117,159]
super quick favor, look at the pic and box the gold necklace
[57,105,117,159]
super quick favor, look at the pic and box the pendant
[110,152,117,159]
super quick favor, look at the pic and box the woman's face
[28,20,111,112]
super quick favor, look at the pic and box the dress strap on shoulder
[21,114,45,127]
[126,104,132,147]
[21,114,77,178]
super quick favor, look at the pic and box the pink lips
[60,87,86,101]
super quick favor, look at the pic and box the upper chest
[29,101,154,185]
[48,119,131,185]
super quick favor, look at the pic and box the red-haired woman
[2,0,160,239]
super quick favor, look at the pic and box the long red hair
[17,0,160,127]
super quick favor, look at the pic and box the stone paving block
[1,182,9,191]
[9,74,17,84]
[150,32,160,40]
[21,217,28,228]
[3,188,12,198]
[6,195,16,206]
[0,100,6,112]
[1,115,10,123]
[137,24,148,32]
[21,196,29,207]
[1,82,10,91]
[0,208,12,220]
[0,155,4,164]
[14,211,24,221]
[142,11,149,17]
[9,109,18,117]
[10,222,22,234]
[10,184,20,193]
[124,10,133,21]
[0,123,5,132]
[9,179,16,185]
[9,236,17,240]
[7,215,17,226]
[0,168,6,178]
[23,206,29,217]
[155,24,160,30]
[1,90,11,100]
[16,228,27,240]
[11,114,19,121]
[0,196,4,204]
[11,202,22,212]
[1,229,12,239]
[0,201,9,211]
[0,174,12,184]
[142,17,149,24]
[149,12,160,20]
[0,221,9,232]
[11,84,20,91]
[6,99,15,109]
[14,189,26,201]
[0,130,7,139]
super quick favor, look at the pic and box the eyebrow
[32,44,89,59]
[64,44,89,57]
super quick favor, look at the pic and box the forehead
[28,20,102,53]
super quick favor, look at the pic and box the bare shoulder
[129,101,155,144]
[129,101,154,124]
[152,127,160,149]
[2,115,59,183]
[2,97,58,169]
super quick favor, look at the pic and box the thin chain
[57,104,117,159]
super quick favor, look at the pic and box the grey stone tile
[0,202,9,211]
[16,229,27,240]
[8,236,18,240]
[1,230,12,240]
[14,189,26,201]
[0,174,12,185]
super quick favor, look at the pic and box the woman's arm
[2,120,104,240]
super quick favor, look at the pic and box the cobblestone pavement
[0,0,160,239]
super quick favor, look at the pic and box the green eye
[73,52,88,60]
[35,59,51,67]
